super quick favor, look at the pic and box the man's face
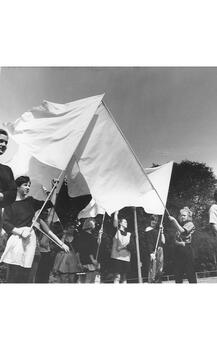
[0,134,8,155]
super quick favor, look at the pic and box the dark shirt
[3,196,52,235]
[146,227,161,255]
[175,221,195,245]
[77,230,98,265]
[0,163,16,208]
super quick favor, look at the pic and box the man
[209,190,217,235]
[0,129,17,230]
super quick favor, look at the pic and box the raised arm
[168,216,185,234]
[113,211,119,228]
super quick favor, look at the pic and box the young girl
[0,176,69,283]
[53,224,82,283]
[111,211,132,283]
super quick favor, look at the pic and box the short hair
[82,218,95,230]
[214,190,217,202]
[0,129,8,137]
[179,206,193,221]
[118,217,127,225]
[15,176,30,187]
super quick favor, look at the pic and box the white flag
[78,198,105,219]
[4,94,153,214]
[137,161,173,215]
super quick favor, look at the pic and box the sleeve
[0,167,17,208]
[209,206,217,224]
[31,198,53,212]
[183,222,195,235]
[2,205,15,234]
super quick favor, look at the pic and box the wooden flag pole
[30,170,65,231]
[96,213,106,261]
[154,213,165,256]
[133,207,143,283]
[102,101,171,217]
[33,223,63,249]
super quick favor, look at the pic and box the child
[53,224,82,283]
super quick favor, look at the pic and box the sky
[1,67,217,174]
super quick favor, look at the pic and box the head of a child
[15,176,31,199]
[64,224,76,238]
[82,218,96,233]
[150,215,158,229]
[118,217,128,231]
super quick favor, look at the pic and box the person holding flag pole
[0,175,69,283]
[111,211,133,283]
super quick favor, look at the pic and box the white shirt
[111,229,131,262]
[209,204,217,224]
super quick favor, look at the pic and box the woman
[169,207,197,283]
[0,176,69,283]
[111,211,132,283]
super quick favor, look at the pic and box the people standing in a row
[169,207,197,283]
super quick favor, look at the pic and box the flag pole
[30,170,65,231]
[133,207,143,283]
[154,212,165,256]
[102,101,171,217]
[33,223,63,249]
[96,213,106,261]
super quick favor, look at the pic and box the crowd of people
[1,128,217,283]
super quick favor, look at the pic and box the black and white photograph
[1,3,217,350]
[1,67,217,284]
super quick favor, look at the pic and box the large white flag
[137,161,173,215]
[4,94,153,214]
[77,162,173,217]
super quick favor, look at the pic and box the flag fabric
[4,95,104,199]
[4,94,153,214]
[137,161,173,215]
[6,95,104,170]
[78,198,105,219]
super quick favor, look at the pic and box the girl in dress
[53,224,82,283]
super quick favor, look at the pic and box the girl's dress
[53,236,81,274]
